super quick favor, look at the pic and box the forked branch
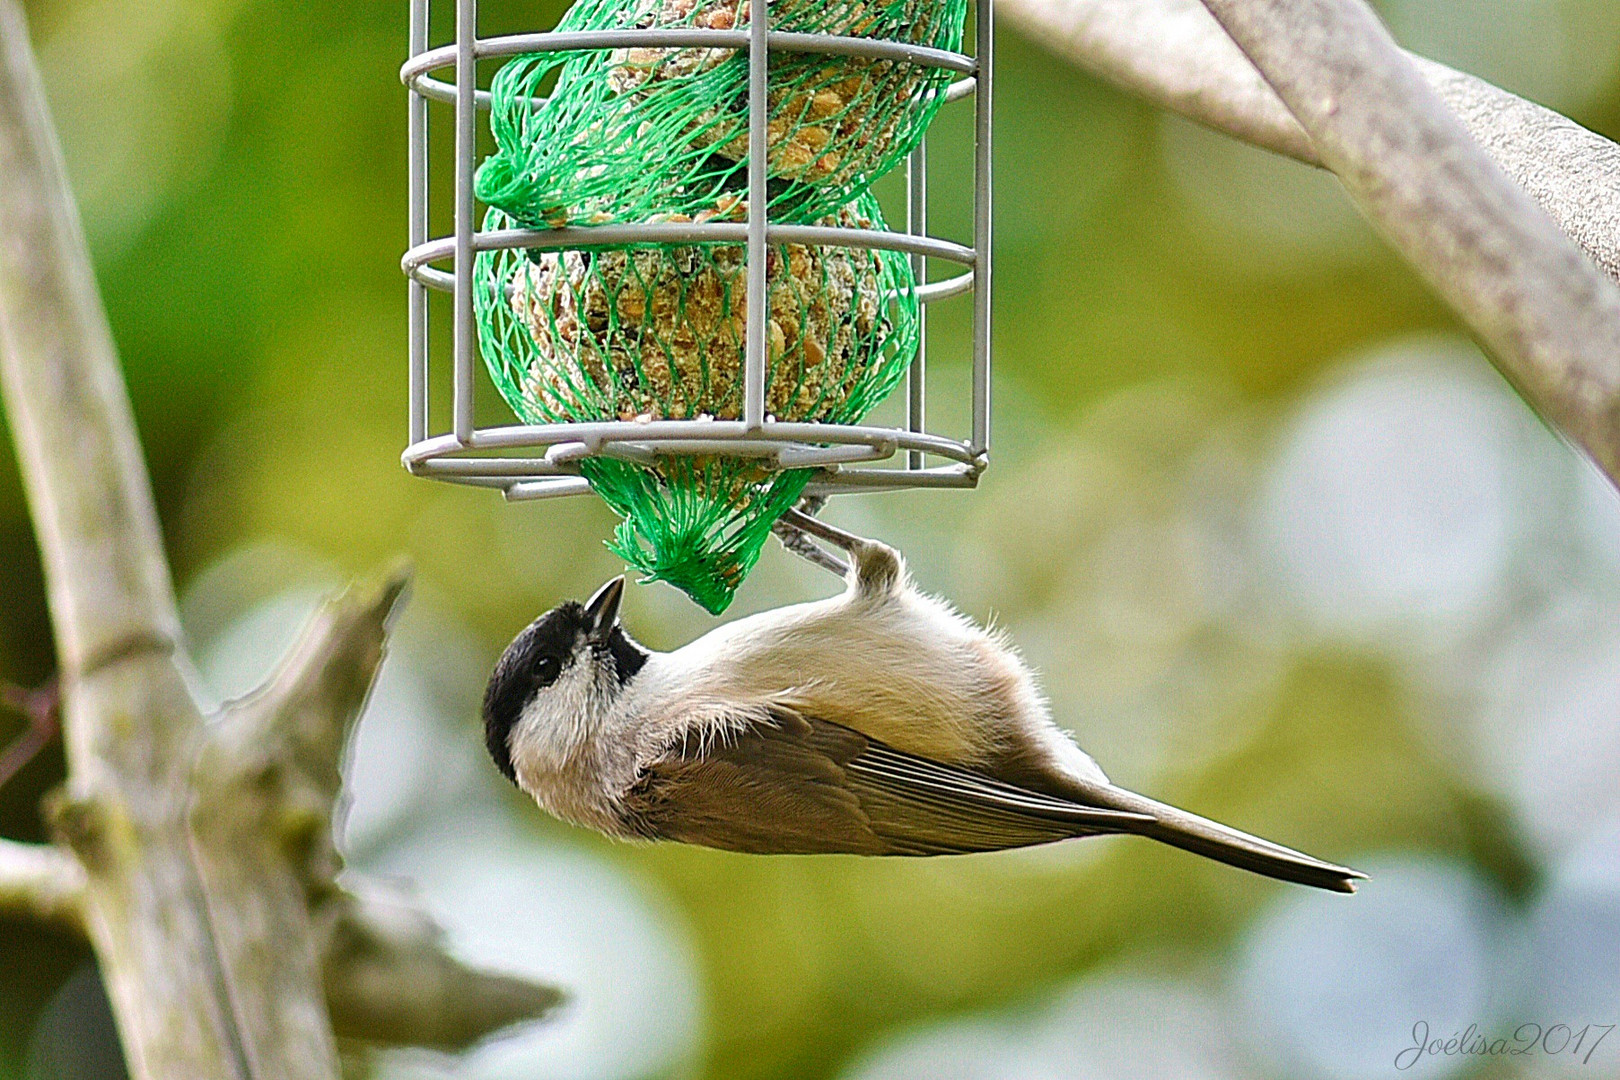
[998,0,1620,286]
[0,0,560,1071]
[1193,0,1620,485]
[999,0,1620,486]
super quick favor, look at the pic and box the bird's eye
[533,656,562,686]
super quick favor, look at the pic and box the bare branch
[0,847,561,1051]
[0,0,180,679]
[184,565,411,1078]
[322,879,564,1051]
[0,838,85,929]
[999,0,1314,161]
[1,4,302,1074]
[209,563,414,815]
[2,1,558,1070]
[998,0,1620,287]
[1411,56,1620,287]
[0,678,59,789]
[1178,0,1620,485]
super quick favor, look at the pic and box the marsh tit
[484,517,1364,892]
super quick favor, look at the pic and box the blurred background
[4,0,1620,1078]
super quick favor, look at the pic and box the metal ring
[914,269,974,302]
[410,254,971,304]
[401,29,976,88]
[408,74,489,107]
[403,420,978,468]
[413,453,982,494]
[408,70,976,111]
[402,224,974,279]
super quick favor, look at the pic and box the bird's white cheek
[505,661,637,838]
[508,664,598,785]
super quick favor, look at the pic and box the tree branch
[0,0,180,680]
[260,565,411,800]
[1000,0,1315,160]
[321,879,564,1051]
[0,841,561,1052]
[199,564,412,890]
[191,569,562,1056]
[184,566,413,1077]
[997,0,1620,485]
[1182,0,1620,486]
[1,3,559,1070]
[1,3,288,1074]
[997,0,1620,286]
[0,837,85,929]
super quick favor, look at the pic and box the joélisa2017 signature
[1396,1021,1614,1070]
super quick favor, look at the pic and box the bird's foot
[778,506,902,596]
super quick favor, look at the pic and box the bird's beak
[584,575,625,642]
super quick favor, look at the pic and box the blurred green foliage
[2,0,1618,1077]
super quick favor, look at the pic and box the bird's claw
[777,504,902,595]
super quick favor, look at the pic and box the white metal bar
[743,0,769,430]
[408,0,429,445]
[408,76,492,107]
[767,224,973,262]
[775,441,895,468]
[804,465,980,494]
[766,31,975,71]
[914,269,973,302]
[409,264,456,291]
[412,457,573,476]
[410,258,972,300]
[453,0,477,443]
[971,0,992,454]
[505,477,598,500]
[906,141,927,468]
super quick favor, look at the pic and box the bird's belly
[689,628,1012,766]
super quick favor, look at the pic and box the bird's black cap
[482,581,648,786]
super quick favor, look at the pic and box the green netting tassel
[473,195,919,611]
[474,0,968,229]
[585,457,815,613]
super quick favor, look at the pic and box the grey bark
[322,878,565,1051]
[997,0,1620,286]
[998,0,1620,487]
[0,1,558,1075]
[0,836,85,928]
[1190,0,1620,486]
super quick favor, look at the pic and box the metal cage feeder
[399,0,992,503]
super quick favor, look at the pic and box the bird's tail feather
[1079,783,1364,893]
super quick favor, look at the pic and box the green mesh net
[475,194,919,612]
[472,0,951,610]
[474,0,968,228]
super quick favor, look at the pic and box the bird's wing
[620,707,1152,856]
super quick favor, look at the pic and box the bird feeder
[400,0,992,610]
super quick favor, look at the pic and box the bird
[482,514,1365,893]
